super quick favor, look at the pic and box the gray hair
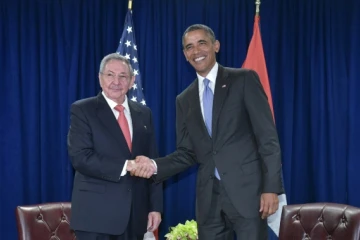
[99,53,134,77]
[182,24,216,48]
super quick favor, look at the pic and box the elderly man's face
[99,59,135,104]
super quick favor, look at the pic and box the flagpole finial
[128,0,132,10]
[255,0,260,16]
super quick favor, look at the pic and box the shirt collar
[102,92,130,112]
[196,62,219,85]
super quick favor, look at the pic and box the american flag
[116,10,146,105]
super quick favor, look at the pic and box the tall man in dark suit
[131,24,284,240]
[67,53,163,240]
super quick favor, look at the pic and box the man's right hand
[128,156,156,178]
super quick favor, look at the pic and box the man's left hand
[259,193,279,219]
[147,211,162,232]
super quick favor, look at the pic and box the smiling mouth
[194,56,205,62]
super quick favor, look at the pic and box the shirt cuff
[120,160,128,178]
[151,159,158,174]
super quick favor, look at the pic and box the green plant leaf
[164,220,198,240]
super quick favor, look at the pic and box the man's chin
[106,93,125,102]
[191,64,207,73]
[109,90,123,96]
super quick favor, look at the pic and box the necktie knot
[115,105,125,113]
[203,78,210,87]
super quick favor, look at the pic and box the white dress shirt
[102,92,133,139]
[102,92,132,177]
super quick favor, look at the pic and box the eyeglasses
[100,72,130,82]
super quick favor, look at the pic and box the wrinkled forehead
[104,59,130,73]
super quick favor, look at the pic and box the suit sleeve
[67,103,124,182]
[154,96,197,183]
[147,110,163,213]
[244,70,284,194]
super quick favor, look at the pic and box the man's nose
[113,77,123,84]
[193,46,200,54]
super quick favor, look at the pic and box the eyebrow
[185,39,208,49]
[184,43,193,49]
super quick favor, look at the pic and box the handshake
[126,156,157,178]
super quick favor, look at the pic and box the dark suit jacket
[155,66,283,224]
[67,93,162,235]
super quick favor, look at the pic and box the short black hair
[182,24,216,49]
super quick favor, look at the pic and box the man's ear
[129,75,136,89]
[214,40,220,53]
[183,50,189,61]
[98,74,103,88]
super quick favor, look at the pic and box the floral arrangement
[164,220,198,240]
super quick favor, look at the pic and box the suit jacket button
[213,151,217,155]
[128,188,131,192]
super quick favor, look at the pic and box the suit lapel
[212,66,230,139]
[96,93,131,155]
[128,100,143,157]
